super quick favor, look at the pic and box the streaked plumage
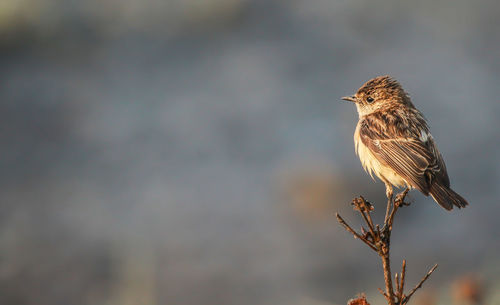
[343,76,468,210]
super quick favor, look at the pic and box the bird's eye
[366,97,374,103]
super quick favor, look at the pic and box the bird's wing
[359,119,448,195]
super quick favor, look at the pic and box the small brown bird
[342,75,468,210]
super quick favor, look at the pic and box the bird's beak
[341,95,357,103]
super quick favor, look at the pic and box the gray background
[0,0,499,304]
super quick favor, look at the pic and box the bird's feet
[395,188,411,207]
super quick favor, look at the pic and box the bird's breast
[354,122,407,188]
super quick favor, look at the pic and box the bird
[342,75,468,210]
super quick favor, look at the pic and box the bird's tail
[429,182,469,210]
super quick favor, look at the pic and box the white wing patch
[420,130,431,142]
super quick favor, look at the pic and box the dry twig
[337,189,437,305]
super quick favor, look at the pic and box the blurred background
[0,0,499,304]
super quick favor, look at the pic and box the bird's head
[342,75,413,117]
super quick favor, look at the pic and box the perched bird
[342,76,468,210]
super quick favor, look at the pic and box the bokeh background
[0,0,499,304]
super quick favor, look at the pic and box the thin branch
[381,251,395,305]
[355,200,378,243]
[361,200,376,231]
[398,260,406,301]
[378,288,390,303]
[336,192,437,305]
[395,273,400,296]
[402,264,438,304]
[359,208,376,236]
[386,188,410,232]
[335,213,377,252]
[386,203,399,232]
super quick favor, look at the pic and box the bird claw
[400,200,411,207]
[394,189,410,207]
